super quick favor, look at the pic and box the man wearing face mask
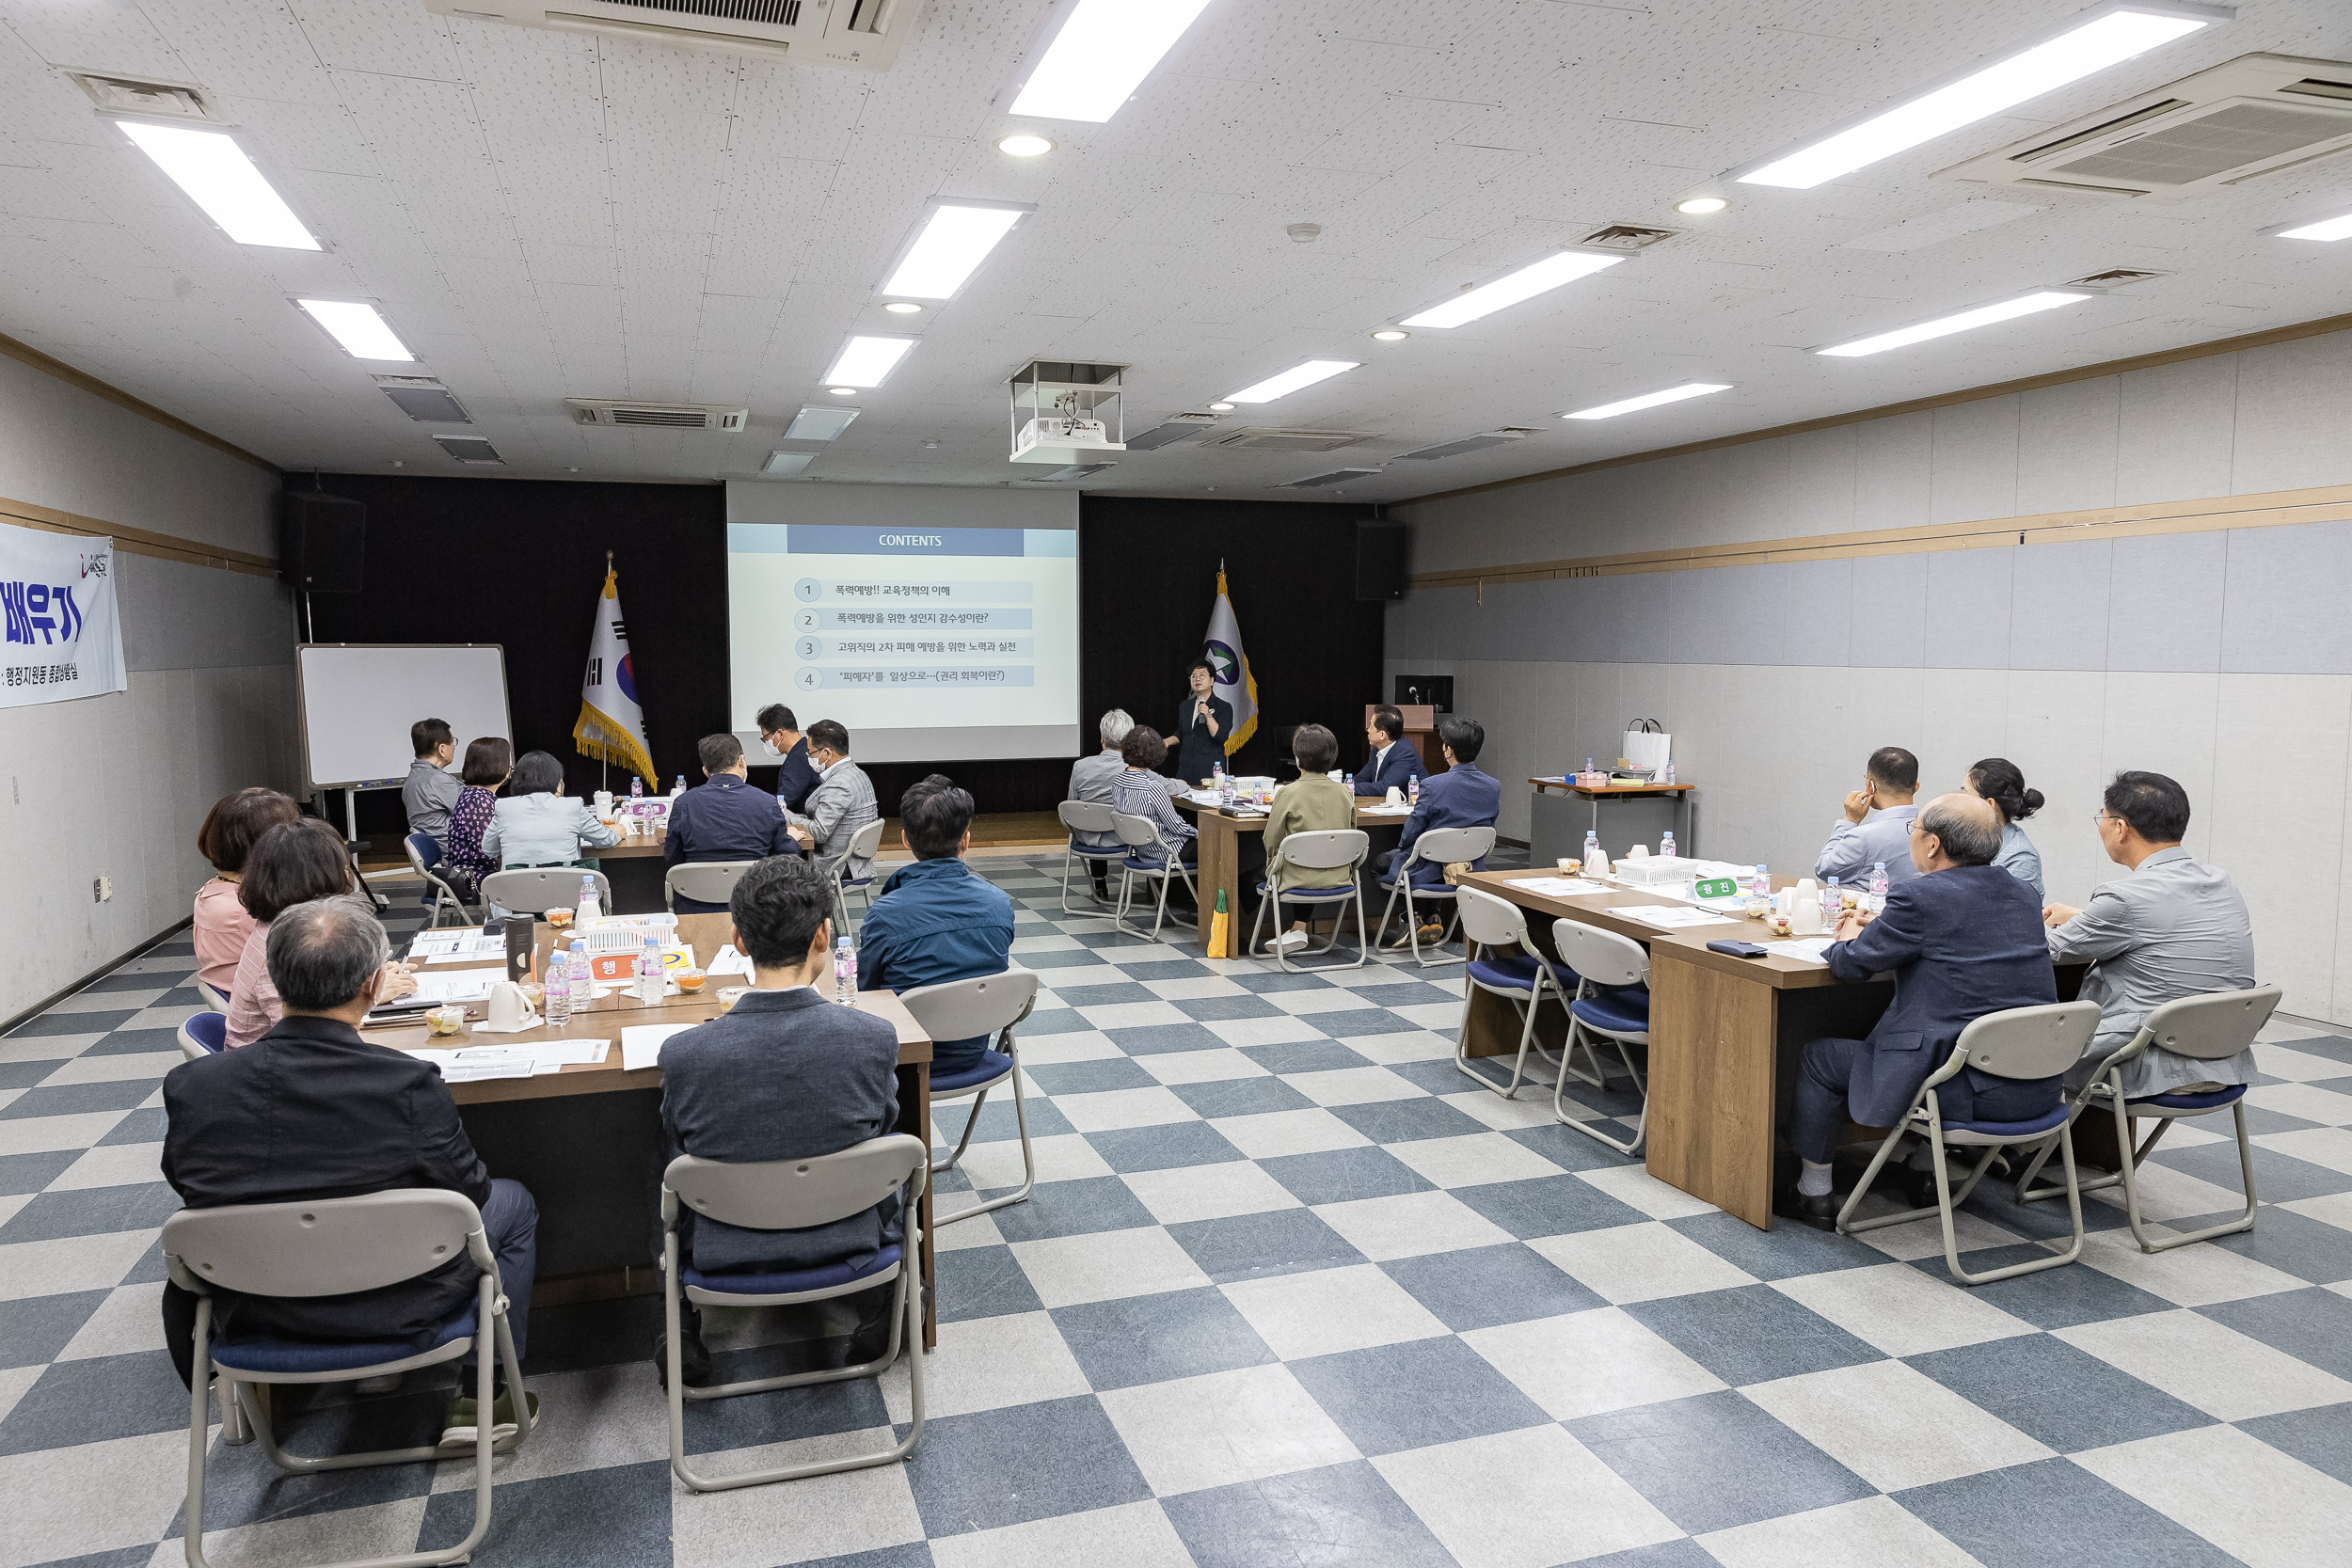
[756,703,821,815]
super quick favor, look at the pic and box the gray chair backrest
[1409,826,1496,866]
[666,861,757,908]
[1111,810,1163,849]
[1273,829,1367,874]
[162,1189,485,1299]
[1552,917,1648,987]
[1456,885,1532,951]
[665,1132,929,1232]
[1059,800,1115,833]
[2139,983,2281,1062]
[404,835,436,879]
[1955,999,2104,1081]
[899,967,1040,1042]
[847,816,888,860]
[483,867,612,914]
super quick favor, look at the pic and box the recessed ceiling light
[881,200,1031,299]
[822,335,916,389]
[762,451,817,476]
[118,120,320,249]
[1371,329,1410,341]
[883,301,924,314]
[1675,197,1729,215]
[1564,383,1734,420]
[1735,2,2224,190]
[1222,359,1360,404]
[295,298,414,361]
[1400,250,1626,329]
[785,405,861,440]
[1207,402,1235,412]
[1009,0,1213,122]
[996,133,1056,157]
[1817,290,2093,356]
[2269,210,2352,242]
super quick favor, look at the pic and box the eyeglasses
[2090,809,2117,827]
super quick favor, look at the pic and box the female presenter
[1174,657,1233,785]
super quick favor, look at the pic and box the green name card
[1693,877,1741,900]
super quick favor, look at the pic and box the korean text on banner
[0,521,125,710]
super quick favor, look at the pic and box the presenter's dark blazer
[1822,864,2058,1128]
[1354,740,1429,797]
[1173,694,1233,785]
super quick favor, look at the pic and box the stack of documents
[1512,877,1607,897]
[410,970,502,1004]
[409,932,506,965]
[1613,905,1740,930]
[621,1022,698,1071]
[404,1040,611,1082]
[1763,938,1836,965]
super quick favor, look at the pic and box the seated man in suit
[1780,793,2058,1227]
[2044,770,2256,1096]
[1817,745,1922,887]
[1068,708,1136,900]
[1353,705,1429,798]
[665,732,798,912]
[161,899,538,1444]
[858,776,1016,1078]
[656,854,904,1383]
[1376,716,1501,946]
[755,702,821,815]
[787,719,880,883]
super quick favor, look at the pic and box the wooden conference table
[367,912,939,1346]
[1173,793,1415,953]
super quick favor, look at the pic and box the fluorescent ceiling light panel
[1817,290,2092,356]
[2273,211,2352,241]
[761,451,817,475]
[882,202,1030,299]
[1400,250,1626,329]
[1009,0,1212,122]
[822,336,916,388]
[784,405,861,440]
[118,119,319,249]
[1565,383,1733,420]
[1736,2,2226,190]
[1222,359,1359,404]
[296,298,414,361]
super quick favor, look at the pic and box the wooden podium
[1367,704,1440,773]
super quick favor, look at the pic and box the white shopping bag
[1621,719,1672,777]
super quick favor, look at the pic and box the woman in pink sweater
[192,788,300,1001]
[223,818,416,1046]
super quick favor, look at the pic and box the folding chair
[829,817,889,940]
[481,866,612,919]
[660,1133,928,1491]
[2013,984,2281,1254]
[665,860,759,913]
[900,969,1041,1225]
[1453,886,1573,1099]
[1110,810,1198,942]
[405,832,474,930]
[1550,917,1653,1155]
[178,1010,228,1063]
[1837,999,2103,1286]
[1057,800,1127,915]
[195,979,230,1012]
[163,1189,532,1568]
[1376,826,1496,967]
[1247,829,1371,972]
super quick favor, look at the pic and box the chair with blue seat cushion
[1452,887,1574,1101]
[1246,829,1371,973]
[196,978,230,1012]
[826,816,890,942]
[1057,800,1129,916]
[161,1188,532,1568]
[1110,810,1199,943]
[899,968,1041,1227]
[1549,918,1655,1156]
[1377,826,1497,967]
[660,1133,930,1491]
[178,1010,228,1063]
[405,832,475,930]
[2013,983,2281,1255]
[1836,999,2104,1286]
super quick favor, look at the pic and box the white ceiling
[1,0,2349,503]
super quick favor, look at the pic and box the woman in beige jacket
[1262,723,1359,954]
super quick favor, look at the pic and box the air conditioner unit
[566,398,749,431]
[1203,428,1372,452]
[1393,428,1540,462]
[1943,54,2352,201]
[1280,467,1383,489]
[1123,413,1223,451]
[421,0,920,72]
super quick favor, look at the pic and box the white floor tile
[1051,1086,1199,1133]
[1696,1496,1985,1568]
[1531,1222,1757,1305]
[1850,1208,2026,1262]
[1772,1262,2035,1358]
[957,1132,1112,1190]
[2074,1423,2352,1568]
[1140,975,1248,1001]
[2245,1082,2352,1126]
[0,1033,104,1066]
[1011,1227,1209,1308]
[1464,1307,1725,1418]
[1201,1015,1331,1048]
[0,1364,40,1428]
[1313,1190,1516,1261]
[1741,1359,2053,1492]
[428,1362,670,1491]
[1387,1132,1564,1189]
[1267,989,1377,1016]
[928,1499,1196,1568]
[669,1427,925,1566]
[1221,1262,1448,1359]
[932,1210,1007,1252]
[13,1432,194,1568]
[1440,1089,1562,1132]
[0,1111,130,1158]
[1098,1363,1359,1496]
[2279,1191,2352,1233]
[2055,1308,2352,1421]
[44,1141,164,1192]
[877,1309,1089,1422]
[1288,1066,1423,1107]
[46,990,166,1015]
[1075,1002,1193,1031]
[1344,1029,1458,1066]
[1373,1424,1681,1568]
[1016,1030,1123,1065]
[2247,1044,2350,1083]
[1576,1164,1715,1220]
[2253,1127,2352,1177]
[1135,1048,1267,1085]
[1391,1002,1470,1031]
[2076,1227,2309,1307]
[37,1052,179,1086]
[1122,1162,1300,1226]
[0,1229,160,1303]
[1210,1108,1372,1159]
[56,1282,165,1362]
[151,1497,426,1568]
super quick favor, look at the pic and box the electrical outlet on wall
[93,876,112,903]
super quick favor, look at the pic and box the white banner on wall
[0,520,126,709]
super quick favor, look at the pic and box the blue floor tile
[2148,1142,2349,1204]
[1911,1244,2176,1330]
[0,1148,80,1196]
[1105,1022,1232,1055]
[1628,1285,1884,1385]
[1260,1146,1434,1206]
[931,1244,1046,1323]
[986,1176,1158,1243]
[1287,1335,1550,1456]
[1167,1209,1367,1284]
[2236,1402,2352,1487]
[0,1290,106,1370]
[2196,1287,2352,1381]
[1163,1459,1456,1568]
[1452,1174,1648,1239]
[1024,1057,1159,1096]
[1903,1334,2214,1453]
[0,1182,185,1246]
[1236,1040,1369,1076]
[1051,1287,1276,1392]
[0,1082,155,1120]
[1661,1212,1886,1282]
[1326,1097,1492,1146]
[0,1351,191,1455]
[1084,1120,1247,1174]
[1568,1390,1873,1534]
[1379,1243,1605,1332]
[1171,994,1286,1022]
[2190,1205,2352,1285]
[1896,1456,2240,1568]
[418,1457,672,1568]
[904,1395,1151,1537]
[1170,1076,1315,1119]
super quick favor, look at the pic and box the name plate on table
[1693,878,1741,900]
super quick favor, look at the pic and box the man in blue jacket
[1780,792,2058,1228]
[1376,716,1501,946]
[664,733,799,912]
[1353,705,1430,798]
[857,775,1015,1078]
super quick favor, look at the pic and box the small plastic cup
[675,968,707,993]
[425,1005,466,1038]
[546,907,573,929]
[715,986,750,1013]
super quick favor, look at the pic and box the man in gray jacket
[1068,708,1135,898]
[787,719,879,883]
[402,718,463,849]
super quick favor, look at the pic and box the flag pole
[600,550,612,796]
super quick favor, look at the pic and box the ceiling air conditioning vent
[66,71,220,121]
[566,398,748,431]
[1280,467,1383,490]
[1204,428,1370,452]
[1580,223,1680,250]
[2066,267,2170,288]
[1393,428,1540,462]
[421,0,918,71]
[1944,54,2352,202]
[434,436,504,467]
[1036,462,1117,482]
[1124,413,1222,451]
[375,375,470,423]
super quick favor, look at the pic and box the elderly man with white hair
[1069,708,1141,899]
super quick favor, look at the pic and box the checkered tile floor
[7,850,2352,1568]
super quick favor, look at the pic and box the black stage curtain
[292,477,1383,836]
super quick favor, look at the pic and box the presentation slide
[725,483,1080,763]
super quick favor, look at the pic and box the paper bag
[1621,719,1672,777]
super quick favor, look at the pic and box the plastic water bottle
[1660,830,1676,860]
[834,937,857,1005]
[575,874,601,926]
[1868,861,1890,909]
[672,774,686,798]
[630,776,644,799]
[544,949,572,1027]
[633,934,660,1004]
[1664,759,1676,785]
[1825,876,1842,921]
[1583,829,1600,869]
[1343,772,1354,790]
[1751,863,1770,898]
[1407,774,1421,808]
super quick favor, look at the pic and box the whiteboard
[297,644,511,791]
